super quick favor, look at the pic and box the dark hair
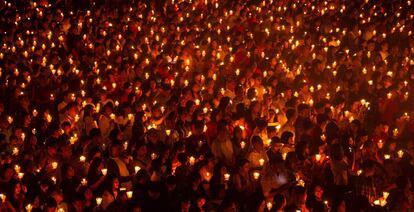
[251,135,263,145]
[281,131,294,144]
[237,159,249,171]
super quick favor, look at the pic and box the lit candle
[26,204,33,212]
[378,140,383,149]
[81,178,87,186]
[393,128,399,137]
[189,156,196,165]
[315,154,321,162]
[52,162,58,169]
[235,69,240,76]
[259,158,265,167]
[18,172,24,180]
[151,153,157,160]
[384,154,391,160]
[96,197,103,205]
[127,191,133,199]
[320,134,326,141]
[0,194,6,203]
[12,147,19,155]
[240,141,246,149]
[51,176,57,184]
[224,173,230,181]
[101,168,107,176]
[134,166,141,174]
[253,172,260,180]
[383,191,389,199]
[80,155,86,162]
[14,165,21,173]
[398,150,404,158]
[32,109,38,117]
[265,139,272,147]
[266,202,273,211]
[46,114,52,123]
[7,116,13,124]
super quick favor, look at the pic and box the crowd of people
[0,0,414,211]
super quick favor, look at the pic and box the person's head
[136,169,150,184]
[62,163,75,179]
[83,104,95,117]
[281,131,294,145]
[237,159,250,173]
[297,103,310,117]
[50,189,64,204]
[83,188,93,201]
[110,141,121,158]
[135,143,147,158]
[290,186,307,206]
[107,176,119,190]
[217,120,229,136]
[61,121,71,134]
[331,197,346,212]
[66,102,78,116]
[166,175,177,191]
[362,160,375,177]
[103,102,114,115]
[147,129,159,143]
[89,128,101,142]
[109,128,123,143]
[286,108,296,121]
[13,181,22,195]
[251,135,264,152]
[313,185,324,200]
[147,182,162,199]
[45,197,57,212]
[0,164,14,181]
[180,197,191,211]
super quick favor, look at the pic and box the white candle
[253,172,260,180]
[259,158,265,167]
[127,191,133,199]
[224,173,230,181]
[96,197,103,205]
